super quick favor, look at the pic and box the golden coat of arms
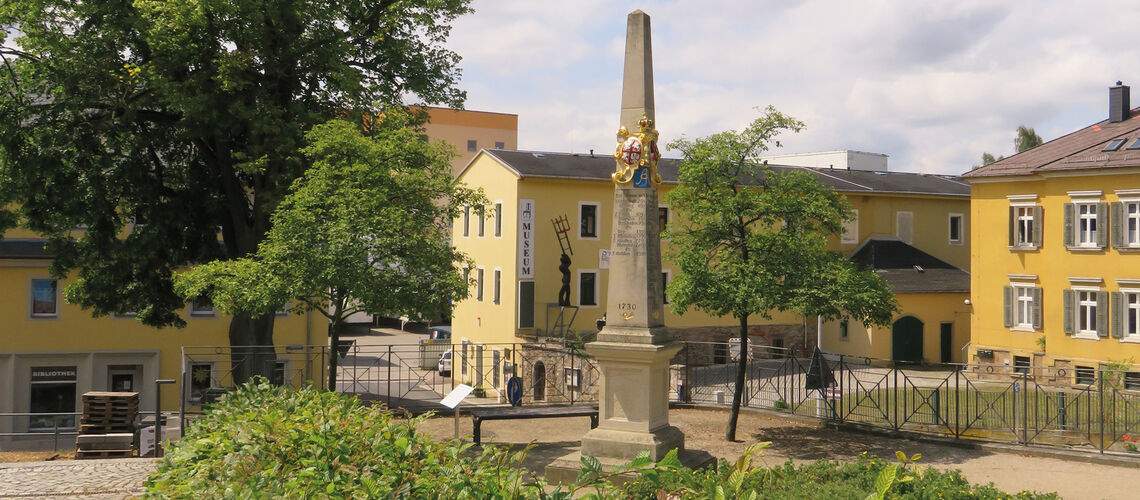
[612,114,662,186]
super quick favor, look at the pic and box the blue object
[633,166,650,188]
[506,376,523,406]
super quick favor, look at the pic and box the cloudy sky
[447,0,1140,175]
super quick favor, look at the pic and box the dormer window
[1128,138,1140,150]
[1103,138,1127,151]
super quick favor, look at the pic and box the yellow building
[452,149,971,368]
[963,83,1140,384]
[420,106,518,177]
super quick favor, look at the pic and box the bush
[143,379,544,498]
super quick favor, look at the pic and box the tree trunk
[227,311,277,385]
[726,314,749,441]
[327,318,341,392]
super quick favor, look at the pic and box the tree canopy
[976,124,1044,168]
[0,1,471,375]
[665,106,897,440]
[175,115,483,388]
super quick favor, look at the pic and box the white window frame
[493,201,503,238]
[476,266,485,302]
[462,205,470,238]
[841,209,859,244]
[1123,288,1140,341]
[1012,283,1035,331]
[1075,201,1099,247]
[1015,205,1035,247]
[477,205,486,237]
[948,213,963,245]
[578,201,600,240]
[577,269,599,308]
[492,267,502,305]
[1123,199,1140,248]
[1074,285,1100,339]
[28,278,60,319]
[186,360,219,405]
[189,300,216,317]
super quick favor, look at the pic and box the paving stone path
[0,459,156,499]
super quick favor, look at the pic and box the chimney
[1110,81,1130,123]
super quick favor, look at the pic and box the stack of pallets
[75,392,138,459]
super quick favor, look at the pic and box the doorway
[891,317,923,363]
[533,362,546,401]
[108,365,142,392]
[940,323,953,363]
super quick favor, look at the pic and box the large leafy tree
[175,116,482,390]
[975,124,1043,169]
[665,107,897,441]
[0,1,470,381]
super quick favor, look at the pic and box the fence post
[838,355,844,423]
[893,366,899,431]
[53,415,59,452]
[954,367,960,439]
[155,378,176,458]
[1099,371,1106,453]
[1058,392,1067,430]
[387,344,392,410]
[1022,371,1029,446]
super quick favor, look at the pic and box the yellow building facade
[964,84,1140,383]
[453,150,971,366]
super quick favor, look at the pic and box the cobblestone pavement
[0,459,156,499]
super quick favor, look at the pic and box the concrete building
[419,106,519,177]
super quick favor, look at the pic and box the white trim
[1007,274,1038,281]
[1068,277,1104,285]
[1071,285,1101,292]
[1067,190,1104,198]
[577,201,601,240]
[576,269,600,308]
[492,267,502,305]
[493,201,504,239]
[948,213,964,245]
[841,209,859,244]
[1006,194,1039,201]
[1117,196,1140,203]
[1009,201,1037,208]
[1117,279,1140,286]
[188,301,216,317]
[462,205,471,238]
[476,205,486,238]
[1073,333,1101,341]
[1011,283,1036,330]
[1120,287,1140,294]
[475,266,485,302]
[1116,189,1140,196]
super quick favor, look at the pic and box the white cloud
[449,0,1140,175]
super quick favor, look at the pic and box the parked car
[429,326,451,341]
[438,349,452,377]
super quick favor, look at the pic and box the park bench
[470,404,598,445]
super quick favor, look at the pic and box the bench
[470,404,599,445]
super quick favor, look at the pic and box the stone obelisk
[578,9,684,462]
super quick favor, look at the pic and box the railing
[0,410,179,453]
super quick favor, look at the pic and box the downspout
[304,309,312,382]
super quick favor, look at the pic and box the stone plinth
[580,341,682,460]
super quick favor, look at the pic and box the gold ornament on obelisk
[612,114,663,185]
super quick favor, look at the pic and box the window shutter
[1097,202,1109,248]
[1112,291,1124,338]
[1032,287,1043,330]
[1111,202,1124,249]
[1003,286,1014,327]
[1063,289,1075,335]
[1033,206,1043,247]
[1097,291,1109,337]
[1063,203,1075,248]
[1008,206,1016,247]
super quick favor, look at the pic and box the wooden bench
[470,404,598,445]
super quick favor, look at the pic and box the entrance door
[108,365,142,392]
[940,323,953,363]
[533,362,546,401]
[891,317,924,363]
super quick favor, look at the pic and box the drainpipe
[304,309,312,381]
[817,314,823,353]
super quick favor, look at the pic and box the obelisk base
[579,340,683,460]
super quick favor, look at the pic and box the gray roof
[479,150,969,197]
[0,239,51,259]
[849,239,969,294]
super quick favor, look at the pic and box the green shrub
[143,379,545,498]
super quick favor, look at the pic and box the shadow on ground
[751,425,993,465]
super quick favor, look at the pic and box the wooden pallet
[80,423,134,434]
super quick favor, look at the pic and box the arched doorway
[892,316,924,364]
[533,362,546,401]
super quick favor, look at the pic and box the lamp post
[154,379,176,457]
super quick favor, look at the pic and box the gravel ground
[418,406,1140,500]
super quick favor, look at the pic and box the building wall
[452,155,971,362]
[421,107,518,177]
[0,261,321,424]
[821,292,970,363]
[970,170,1140,378]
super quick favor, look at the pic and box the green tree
[665,107,898,441]
[175,116,483,389]
[1015,125,1043,153]
[0,1,470,381]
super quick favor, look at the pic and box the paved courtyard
[0,458,156,499]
